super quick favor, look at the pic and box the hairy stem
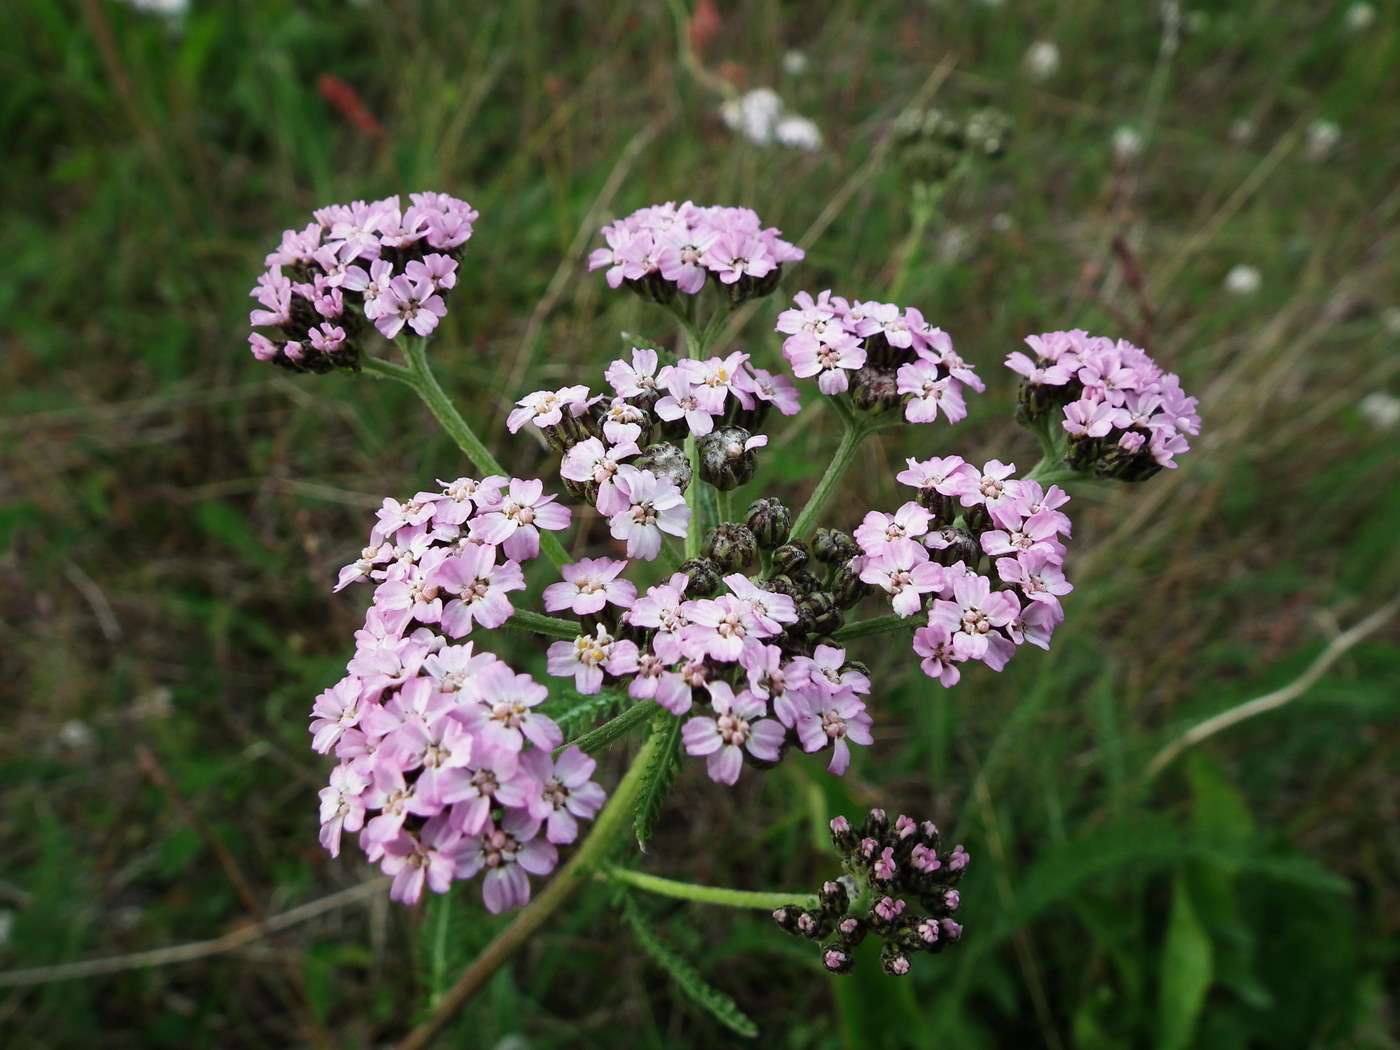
[397,726,671,1050]
[503,610,581,640]
[366,344,570,571]
[601,866,818,911]
[831,612,914,642]
[791,412,872,541]
[561,700,660,756]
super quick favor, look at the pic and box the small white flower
[118,0,189,15]
[721,88,784,146]
[1224,265,1261,296]
[57,720,96,750]
[990,212,1013,233]
[1358,392,1400,430]
[1345,3,1375,31]
[1024,41,1060,81]
[1229,118,1257,145]
[775,115,823,152]
[1305,119,1341,162]
[1112,125,1144,162]
[782,50,809,76]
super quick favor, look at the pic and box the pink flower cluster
[776,290,984,422]
[588,202,804,304]
[850,456,1074,688]
[1008,330,1201,480]
[584,571,872,782]
[315,474,607,911]
[248,192,477,373]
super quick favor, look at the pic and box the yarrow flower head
[588,201,803,306]
[774,808,968,976]
[249,192,477,372]
[1008,330,1200,480]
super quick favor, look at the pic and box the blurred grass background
[2,0,1399,1047]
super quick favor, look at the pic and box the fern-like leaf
[633,713,682,852]
[619,893,759,1039]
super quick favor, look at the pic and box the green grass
[2,0,1398,1047]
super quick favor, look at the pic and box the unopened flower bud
[624,271,679,305]
[836,915,867,946]
[863,808,890,839]
[829,815,859,854]
[745,497,792,548]
[830,560,874,610]
[938,918,963,946]
[812,528,859,565]
[880,942,913,977]
[927,527,979,568]
[632,441,691,492]
[702,523,757,572]
[771,541,810,576]
[819,880,850,915]
[679,557,722,597]
[821,944,855,975]
[697,426,763,490]
[795,909,832,941]
[914,487,958,526]
[772,905,803,933]
[850,366,902,415]
[723,264,786,307]
[802,591,844,636]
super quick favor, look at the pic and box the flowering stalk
[364,343,572,571]
[602,866,818,911]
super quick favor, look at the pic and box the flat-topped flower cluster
[1010,329,1201,480]
[856,456,1073,686]
[588,201,805,304]
[777,289,984,422]
[249,192,477,373]
[315,477,604,910]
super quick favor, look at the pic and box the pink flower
[427,546,525,637]
[450,809,558,914]
[376,274,448,339]
[518,746,606,845]
[546,628,639,694]
[459,662,562,753]
[318,762,369,858]
[782,330,866,395]
[724,573,798,634]
[597,467,689,561]
[381,821,460,904]
[853,503,933,555]
[543,557,637,616]
[911,621,964,687]
[680,594,772,662]
[896,361,967,424]
[469,478,571,561]
[604,347,664,399]
[927,573,1021,664]
[795,693,872,775]
[681,683,786,785]
[505,386,594,434]
[858,539,946,617]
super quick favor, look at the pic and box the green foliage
[618,892,759,1039]
[633,714,683,853]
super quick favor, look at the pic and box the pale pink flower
[597,467,689,561]
[469,478,570,561]
[518,747,606,845]
[858,539,946,617]
[681,683,786,785]
[543,558,637,616]
[451,810,557,914]
[546,628,639,694]
[428,545,525,637]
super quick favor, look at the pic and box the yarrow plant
[250,186,1198,1036]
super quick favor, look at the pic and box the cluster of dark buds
[889,106,1014,186]
[774,808,967,976]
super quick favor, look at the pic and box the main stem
[397,725,672,1050]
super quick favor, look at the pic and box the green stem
[831,612,915,642]
[366,344,571,571]
[791,414,872,541]
[1021,454,1082,488]
[888,182,939,304]
[560,701,659,756]
[398,725,671,1050]
[503,610,580,640]
[601,866,818,912]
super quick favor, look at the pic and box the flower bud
[679,557,722,597]
[821,944,856,975]
[914,487,958,525]
[723,264,785,307]
[879,942,913,977]
[927,527,979,568]
[863,808,890,840]
[624,272,678,305]
[795,909,833,941]
[702,523,757,572]
[819,879,850,916]
[697,426,762,490]
[850,366,902,415]
[812,528,859,565]
[745,498,792,548]
[830,560,874,610]
[835,915,867,946]
[632,441,691,493]
[801,592,844,636]
[770,541,810,575]
[829,815,859,855]
[772,905,803,933]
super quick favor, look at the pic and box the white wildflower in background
[775,115,823,152]
[1358,392,1400,430]
[990,212,1013,233]
[57,720,97,750]
[1304,119,1341,161]
[939,226,970,263]
[1024,41,1060,81]
[1224,265,1261,296]
[721,88,823,152]
[1381,307,1400,335]
[1112,126,1144,162]
[116,0,189,15]
[1229,117,1257,144]
[1345,3,1376,31]
[782,50,810,76]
